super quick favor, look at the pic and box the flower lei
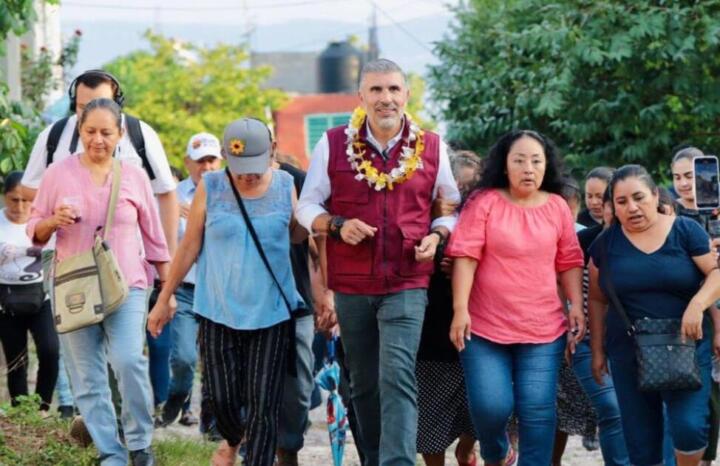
[344,106,425,191]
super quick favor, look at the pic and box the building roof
[274,93,359,168]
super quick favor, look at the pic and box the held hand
[179,202,191,219]
[450,310,472,352]
[340,219,377,246]
[52,205,77,229]
[147,294,177,338]
[431,196,459,220]
[711,238,720,263]
[415,233,440,262]
[565,333,576,365]
[591,350,609,385]
[681,304,704,341]
[316,289,337,331]
[567,304,586,342]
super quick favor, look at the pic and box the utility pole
[367,4,380,62]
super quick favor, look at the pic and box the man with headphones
[21,69,179,255]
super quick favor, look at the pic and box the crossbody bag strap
[596,231,635,336]
[102,159,122,241]
[225,168,293,315]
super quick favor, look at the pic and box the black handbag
[597,233,702,392]
[0,283,46,316]
[225,168,298,376]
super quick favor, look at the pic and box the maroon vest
[326,122,440,295]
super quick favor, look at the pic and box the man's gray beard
[377,115,401,130]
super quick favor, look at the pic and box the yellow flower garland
[345,107,425,191]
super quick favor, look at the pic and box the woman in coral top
[447,130,584,466]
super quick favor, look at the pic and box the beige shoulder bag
[52,159,129,333]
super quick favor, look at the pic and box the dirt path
[156,393,605,465]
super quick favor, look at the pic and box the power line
[62,0,353,11]
[367,0,434,53]
[270,0,416,51]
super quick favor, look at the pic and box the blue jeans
[278,314,315,452]
[146,288,171,407]
[608,335,712,466]
[60,288,154,466]
[570,339,630,465]
[460,334,564,466]
[55,344,74,407]
[167,284,199,402]
[335,289,427,466]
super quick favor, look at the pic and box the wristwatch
[328,216,346,240]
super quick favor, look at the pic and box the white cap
[186,132,222,161]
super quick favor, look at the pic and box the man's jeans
[60,288,154,466]
[167,284,199,402]
[278,314,315,452]
[55,345,74,407]
[335,289,427,466]
[570,339,630,466]
[460,334,564,466]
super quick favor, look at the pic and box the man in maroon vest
[297,59,460,466]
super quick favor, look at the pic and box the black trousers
[199,316,290,466]
[0,299,59,408]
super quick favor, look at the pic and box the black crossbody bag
[597,233,702,392]
[225,168,297,376]
[0,282,45,316]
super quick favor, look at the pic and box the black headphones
[68,69,125,112]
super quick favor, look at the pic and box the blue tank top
[194,169,302,330]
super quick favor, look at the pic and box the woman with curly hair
[447,130,584,466]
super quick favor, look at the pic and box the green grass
[155,437,218,465]
[0,396,220,466]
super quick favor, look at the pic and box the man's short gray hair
[359,59,407,88]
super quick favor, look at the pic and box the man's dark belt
[180,282,195,290]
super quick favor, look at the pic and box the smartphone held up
[693,155,720,211]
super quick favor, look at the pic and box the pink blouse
[445,189,583,344]
[27,155,170,289]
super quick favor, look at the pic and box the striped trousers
[199,316,290,466]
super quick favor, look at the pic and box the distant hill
[61,15,452,78]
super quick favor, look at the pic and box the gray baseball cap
[222,118,272,175]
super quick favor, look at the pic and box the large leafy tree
[105,31,287,169]
[430,0,720,179]
[0,0,55,176]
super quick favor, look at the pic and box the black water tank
[318,41,363,93]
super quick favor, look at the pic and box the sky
[59,0,458,28]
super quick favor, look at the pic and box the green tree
[430,0,720,179]
[0,0,69,177]
[105,31,287,169]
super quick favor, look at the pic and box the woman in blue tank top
[149,118,307,466]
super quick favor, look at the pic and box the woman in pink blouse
[28,98,171,466]
[446,130,584,466]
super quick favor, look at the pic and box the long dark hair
[470,129,565,196]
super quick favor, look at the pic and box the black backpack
[45,114,156,180]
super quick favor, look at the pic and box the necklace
[344,107,425,191]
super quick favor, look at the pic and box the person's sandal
[456,453,477,466]
[503,445,517,466]
[210,440,238,466]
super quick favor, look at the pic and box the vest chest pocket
[399,223,435,277]
[331,166,370,205]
